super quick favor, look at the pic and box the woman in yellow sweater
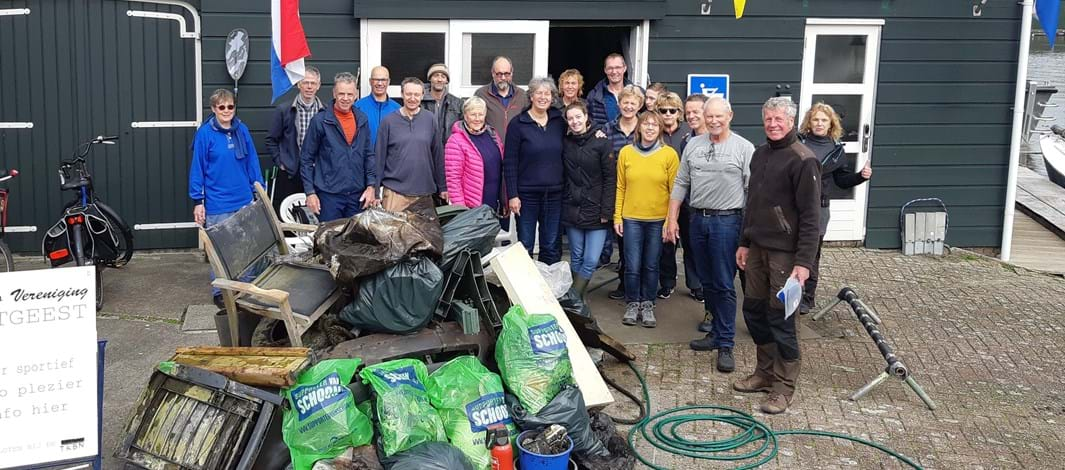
[614,111,679,327]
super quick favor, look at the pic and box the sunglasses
[658,108,680,115]
[215,104,235,110]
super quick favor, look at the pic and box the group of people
[188,52,872,414]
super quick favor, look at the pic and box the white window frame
[447,20,549,97]
[361,19,450,98]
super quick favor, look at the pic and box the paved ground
[10,246,1064,469]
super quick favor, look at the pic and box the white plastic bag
[535,261,573,298]
[777,276,803,319]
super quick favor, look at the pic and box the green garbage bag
[494,305,573,414]
[282,358,373,470]
[426,356,518,470]
[360,358,447,457]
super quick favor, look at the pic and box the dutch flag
[270,0,311,102]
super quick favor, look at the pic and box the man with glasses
[665,97,754,374]
[355,66,400,146]
[587,53,642,127]
[474,56,528,144]
[265,65,324,216]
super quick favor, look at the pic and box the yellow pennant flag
[735,0,747,18]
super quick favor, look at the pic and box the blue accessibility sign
[687,74,730,101]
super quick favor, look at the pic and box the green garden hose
[617,361,924,469]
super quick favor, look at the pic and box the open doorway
[549,23,635,92]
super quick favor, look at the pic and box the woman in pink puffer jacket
[444,96,506,212]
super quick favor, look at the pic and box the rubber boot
[761,359,801,414]
[572,276,590,298]
[733,343,777,393]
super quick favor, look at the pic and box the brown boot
[732,344,777,393]
[761,359,801,414]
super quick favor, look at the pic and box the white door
[799,20,882,242]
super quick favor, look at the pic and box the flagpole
[1000,0,1035,261]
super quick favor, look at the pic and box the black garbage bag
[441,205,500,270]
[588,411,636,470]
[314,208,443,287]
[506,385,610,462]
[379,442,475,470]
[339,257,444,334]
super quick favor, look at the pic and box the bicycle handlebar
[0,168,17,182]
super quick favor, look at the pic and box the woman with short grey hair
[502,76,568,263]
[444,95,506,213]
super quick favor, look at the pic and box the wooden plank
[914,213,926,255]
[933,212,947,255]
[904,213,915,256]
[489,243,614,409]
[170,347,312,388]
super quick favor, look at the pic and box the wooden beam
[489,243,614,409]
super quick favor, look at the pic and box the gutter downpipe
[1000,0,1035,262]
[123,0,202,126]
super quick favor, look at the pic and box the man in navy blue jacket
[586,53,642,127]
[300,72,378,222]
[265,66,324,216]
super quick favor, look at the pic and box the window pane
[464,33,534,87]
[381,32,445,82]
[811,94,862,142]
[814,35,866,84]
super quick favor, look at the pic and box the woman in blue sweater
[189,89,264,306]
[504,76,567,264]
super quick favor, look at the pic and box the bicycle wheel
[0,240,12,273]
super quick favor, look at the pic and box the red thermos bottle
[489,428,513,470]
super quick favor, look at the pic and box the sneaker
[689,289,704,302]
[622,302,640,326]
[657,286,674,299]
[760,393,793,414]
[799,302,812,315]
[639,301,657,328]
[608,287,625,300]
[697,312,714,333]
[213,294,226,309]
[689,333,719,351]
[716,347,735,373]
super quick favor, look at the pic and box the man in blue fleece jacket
[189,89,264,307]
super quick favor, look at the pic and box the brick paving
[598,248,1065,469]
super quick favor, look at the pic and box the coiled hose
[603,361,925,469]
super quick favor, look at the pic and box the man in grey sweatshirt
[375,77,448,213]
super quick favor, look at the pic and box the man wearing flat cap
[422,63,464,147]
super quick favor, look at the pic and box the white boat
[1039,125,1065,189]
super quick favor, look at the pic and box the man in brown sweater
[733,97,822,414]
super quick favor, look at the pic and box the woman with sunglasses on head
[614,111,679,328]
[796,102,873,314]
[189,89,264,307]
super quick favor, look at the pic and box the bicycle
[42,135,134,309]
[0,166,18,273]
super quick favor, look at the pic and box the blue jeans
[567,227,608,279]
[317,190,365,222]
[688,212,742,348]
[516,189,562,264]
[205,210,261,299]
[622,219,663,303]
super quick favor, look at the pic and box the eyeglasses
[493,71,512,77]
[370,78,389,83]
[658,108,680,115]
[215,104,235,110]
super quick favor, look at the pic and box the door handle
[861,124,871,153]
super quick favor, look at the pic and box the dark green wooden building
[0,0,1029,252]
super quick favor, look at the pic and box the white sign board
[0,267,97,467]
[687,74,731,100]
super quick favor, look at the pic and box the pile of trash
[115,204,635,470]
